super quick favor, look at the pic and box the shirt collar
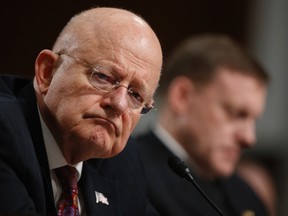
[153,122,190,162]
[38,107,83,180]
[153,122,203,176]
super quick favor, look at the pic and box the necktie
[54,165,80,216]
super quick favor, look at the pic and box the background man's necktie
[54,166,80,216]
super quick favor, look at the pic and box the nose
[237,122,256,148]
[100,86,129,115]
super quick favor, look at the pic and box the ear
[35,49,59,95]
[167,76,194,114]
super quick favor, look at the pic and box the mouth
[83,114,120,137]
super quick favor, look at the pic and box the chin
[215,156,238,177]
[212,162,235,178]
[218,167,235,178]
[100,143,126,159]
[110,144,127,157]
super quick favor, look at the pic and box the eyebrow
[88,58,154,102]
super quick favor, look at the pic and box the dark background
[1,0,250,77]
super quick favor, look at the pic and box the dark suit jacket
[137,130,269,216]
[0,75,157,216]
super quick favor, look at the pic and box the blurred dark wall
[0,0,249,77]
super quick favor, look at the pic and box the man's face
[184,68,267,178]
[36,33,161,164]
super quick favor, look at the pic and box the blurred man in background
[137,34,271,216]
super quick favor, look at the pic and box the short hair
[158,34,269,95]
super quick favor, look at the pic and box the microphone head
[168,156,190,179]
[168,157,225,216]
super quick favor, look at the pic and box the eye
[128,88,144,104]
[90,69,116,85]
[226,106,248,120]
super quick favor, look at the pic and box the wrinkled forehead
[53,7,162,70]
[91,42,161,98]
[83,26,161,85]
[53,9,162,97]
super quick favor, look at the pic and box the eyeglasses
[57,51,154,114]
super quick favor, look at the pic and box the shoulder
[0,75,38,173]
[0,75,32,98]
[136,130,172,165]
[223,174,270,215]
[223,173,265,197]
[0,75,34,137]
[86,136,145,178]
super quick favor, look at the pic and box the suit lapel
[18,81,57,215]
[80,160,119,216]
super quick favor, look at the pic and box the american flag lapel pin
[95,191,109,205]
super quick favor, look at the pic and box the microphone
[168,156,226,216]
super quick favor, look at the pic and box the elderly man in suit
[0,7,162,216]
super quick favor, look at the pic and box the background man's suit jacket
[0,75,157,216]
[137,130,269,216]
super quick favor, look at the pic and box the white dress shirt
[38,111,85,215]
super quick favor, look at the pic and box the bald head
[53,7,162,65]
